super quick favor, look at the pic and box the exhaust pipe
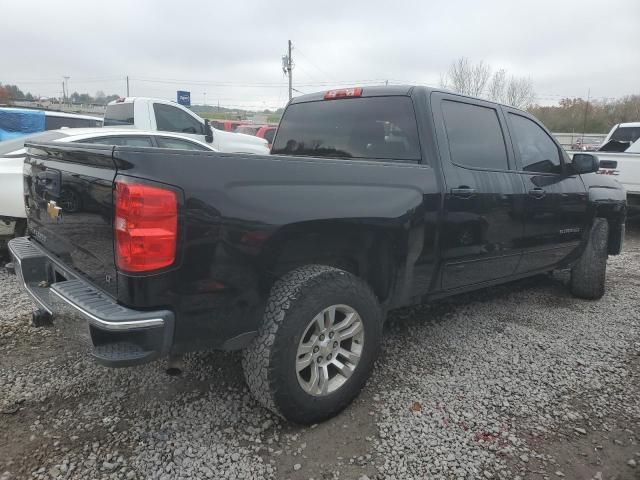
[166,354,184,376]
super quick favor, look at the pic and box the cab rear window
[104,103,135,126]
[272,96,421,161]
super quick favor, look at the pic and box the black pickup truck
[9,86,626,423]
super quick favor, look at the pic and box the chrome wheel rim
[295,304,365,396]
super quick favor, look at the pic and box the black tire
[242,265,382,424]
[13,219,26,238]
[570,218,609,300]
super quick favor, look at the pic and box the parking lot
[0,223,639,480]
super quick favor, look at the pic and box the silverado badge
[47,200,62,221]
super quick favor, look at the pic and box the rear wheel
[242,265,382,424]
[570,218,609,300]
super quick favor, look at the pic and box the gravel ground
[1,224,640,480]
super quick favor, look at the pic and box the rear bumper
[8,236,174,367]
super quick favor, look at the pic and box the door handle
[528,188,546,199]
[451,186,476,199]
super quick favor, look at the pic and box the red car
[235,124,277,148]
[210,119,247,132]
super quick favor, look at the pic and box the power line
[294,46,336,82]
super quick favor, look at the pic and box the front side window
[272,96,421,161]
[156,137,209,151]
[441,100,509,171]
[509,113,562,174]
[153,104,204,135]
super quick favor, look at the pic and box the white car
[104,97,269,154]
[0,128,220,239]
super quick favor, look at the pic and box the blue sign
[177,91,191,106]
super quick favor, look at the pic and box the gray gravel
[1,226,640,480]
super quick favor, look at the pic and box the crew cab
[104,97,269,154]
[10,86,626,424]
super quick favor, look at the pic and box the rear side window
[45,115,102,130]
[104,103,135,126]
[153,104,204,135]
[441,100,509,171]
[509,113,562,174]
[272,96,421,161]
[79,136,153,147]
[156,137,209,151]
[610,126,640,144]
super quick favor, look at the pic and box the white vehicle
[104,97,269,154]
[569,123,640,213]
[0,128,220,240]
[599,122,640,153]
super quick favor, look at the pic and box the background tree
[441,58,535,109]
[440,57,491,97]
[0,86,9,104]
[528,95,640,133]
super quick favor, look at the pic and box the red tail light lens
[114,179,177,272]
[324,87,363,100]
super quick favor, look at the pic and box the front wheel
[570,218,609,299]
[242,265,382,424]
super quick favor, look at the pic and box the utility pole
[581,88,591,141]
[203,91,207,106]
[282,40,293,101]
[126,76,130,97]
[63,76,70,107]
[61,81,66,106]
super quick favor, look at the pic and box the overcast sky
[2,0,639,110]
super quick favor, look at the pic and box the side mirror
[204,119,214,143]
[572,153,600,174]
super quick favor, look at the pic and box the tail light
[114,178,177,272]
[324,87,363,100]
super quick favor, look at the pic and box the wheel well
[594,208,625,255]
[261,222,400,303]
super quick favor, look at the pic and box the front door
[432,94,526,290]
[504,110,589,273]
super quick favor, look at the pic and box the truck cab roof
[288,85,530,115]
[289,85,415,104]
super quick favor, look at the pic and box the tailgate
[24,142,118,297]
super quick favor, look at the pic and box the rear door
[504,109,588,273]
[432,93,525,290]
[24,143,118,296]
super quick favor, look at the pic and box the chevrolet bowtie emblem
[47,200,62,220]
